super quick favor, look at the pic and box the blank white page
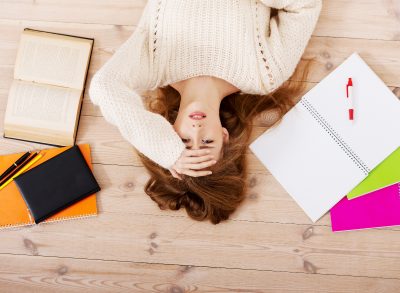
[304,53,400,171]
[250,102,366,222]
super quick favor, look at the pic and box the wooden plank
[298,37,400,87]
[0,0,146,26]
[1,212,400,279]
[314,0,400,41]
[0,1,399,41]
[1,254,399,293]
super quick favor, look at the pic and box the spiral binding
[300,98,370,176]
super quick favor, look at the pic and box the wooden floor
[0,1,400,292]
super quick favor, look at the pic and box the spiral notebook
[250,53,400,222]
[0,144,98,229]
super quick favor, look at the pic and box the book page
[250,102,366,222]
[304,53,400,172]
[14,29,93,90]
[4,80,82,135]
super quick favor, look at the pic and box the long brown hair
[138,61,310,224]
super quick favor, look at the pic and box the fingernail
[212,160,217,164]
[208,171,212,174]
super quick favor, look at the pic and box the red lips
[189,112,206,120]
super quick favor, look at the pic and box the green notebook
[347,147,400,199]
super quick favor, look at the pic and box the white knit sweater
[88,0,322,169]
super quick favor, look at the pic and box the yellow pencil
[0,153,43,191]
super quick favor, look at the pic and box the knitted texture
[88,0,322,169]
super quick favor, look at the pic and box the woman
[88,0,322,224]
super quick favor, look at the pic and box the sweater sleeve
[259,0,322,85]
[88,16,186,169]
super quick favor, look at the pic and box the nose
[189,125,203,149]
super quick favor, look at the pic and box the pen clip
[346,77,352,98]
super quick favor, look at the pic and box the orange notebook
[0,143,98,229]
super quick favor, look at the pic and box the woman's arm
[260,0,322,83]
[88,15,186,169]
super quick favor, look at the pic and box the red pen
[346,77,354,120]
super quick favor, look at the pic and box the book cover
[14,145,101,224]
[347,147,400,199]
[330,183,400,232]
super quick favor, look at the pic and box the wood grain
[1,254,400,293]
[314,0,400,41]
[1,212,400,279]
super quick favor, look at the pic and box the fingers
[170,166,211,178]
[170,149,216,178]
[169,168,182,180]
[180,169,212,177]
[181,159,217,170]
[182,155,214,164]
[184,149,211,157]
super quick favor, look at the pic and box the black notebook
[14,145,101,224]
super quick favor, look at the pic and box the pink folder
[330,183,400,232]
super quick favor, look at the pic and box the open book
[250,53,400,222]
[3,28,94,146]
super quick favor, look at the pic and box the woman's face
[173,102,229,160]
